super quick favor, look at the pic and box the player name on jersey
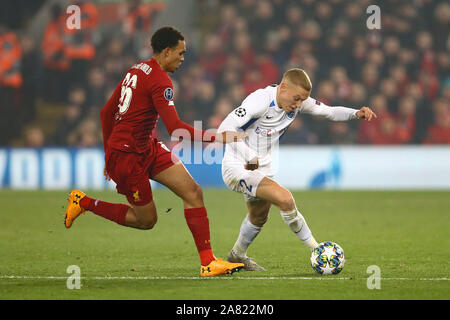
[131,62,152,75]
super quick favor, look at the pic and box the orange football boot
[200,258,244,277]
[64,189,87,228]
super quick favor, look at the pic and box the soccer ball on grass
[310,241,345,275]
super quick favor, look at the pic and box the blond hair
[282,68,312,91]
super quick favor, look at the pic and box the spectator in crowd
[52,104,83,146]
[358,94,393,144]
[424,98,450,144]
[207,96,234,129]
[325,122,357,145]
[199,34,228,81]
[380,77,399,113]
[65,1,98,80]
[67,85,88,112]
[98,37,133,88]
[395,96,417,144]
[192,79,216,121]
[41,3,70,103]
[25,126,45,147]
[121,0,166,58]
[86,67,106,111]
[67,117,102,147]
[19,33,41,125]
[0,24,22,145]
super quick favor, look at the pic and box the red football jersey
[100,58,213,153]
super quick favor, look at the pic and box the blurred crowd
[0,0,449,147]
[186,0,450,145]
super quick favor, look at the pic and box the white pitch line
[0,275,449,281]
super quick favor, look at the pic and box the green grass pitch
[0,189,449,300]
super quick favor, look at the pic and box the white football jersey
[217,85,359,169]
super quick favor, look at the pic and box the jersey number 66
[118,72,138,114]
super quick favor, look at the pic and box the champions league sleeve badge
[234,107,246,117]
[164,87,174,101]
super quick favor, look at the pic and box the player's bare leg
[153,162,204,209]
[125,201,158,230]
[247,199,271,227]
[152,163,244,276]
[255,177,318,251]
[228,199,271,271]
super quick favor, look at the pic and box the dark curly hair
[150,26,184,54]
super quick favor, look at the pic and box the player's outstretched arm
[300,97,372,122]
[156,101,248,143]
[158,104,243,143]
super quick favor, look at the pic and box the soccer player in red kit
[64,26,245,277]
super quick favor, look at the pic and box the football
[310,241,345,275]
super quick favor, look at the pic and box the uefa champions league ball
[310,241,345,275]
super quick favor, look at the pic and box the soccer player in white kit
[217,68,377,270]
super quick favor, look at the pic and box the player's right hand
[216,131,248,143]
[245,157,259,171]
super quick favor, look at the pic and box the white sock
[280,208,318,251]
[232,214,262,257]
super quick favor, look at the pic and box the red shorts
[105,139,179,206]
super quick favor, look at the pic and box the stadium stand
[0,0,448,147]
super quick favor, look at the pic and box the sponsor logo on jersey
[235,107,246,117]
[315,100,321,105]
[164,87,174,101]
[255,126,274,136]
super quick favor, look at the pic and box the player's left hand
[245,157,259,171]
[356,106,377,121]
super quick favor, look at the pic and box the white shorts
[222,163,273,202]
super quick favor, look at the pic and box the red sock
[184,207,215,266]
[80,196,128,226]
